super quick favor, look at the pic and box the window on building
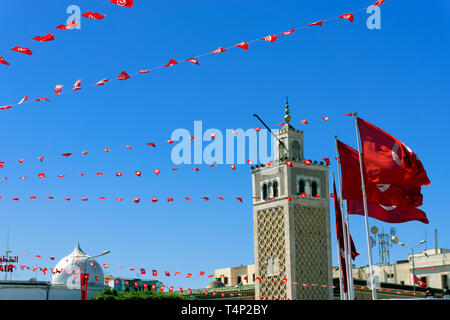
[311,181,318,197]
[442,274,449,288]
[252,273,255,281]
[420,276,428,285]
[400,281,405,285]
[273,181,278,198]
[268,182,273,198]
[224,277,228,285]
[237,276,242,284]
[262,184,268,200]
[291,141,300,159]
[298,180,305,194]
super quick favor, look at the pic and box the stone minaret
[251,100,333,300]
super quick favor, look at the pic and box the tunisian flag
[337,139,423,209]
[413,274,427,288]
[347,200,429,224]
[80,273,89,300]
[357,117,430,186]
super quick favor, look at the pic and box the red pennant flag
[30,196,37,199]
[80,273,89,300]
[103,264,109,268]
[72,79,81,91]
[154,169,160,175]
[38,156,44,162]
[300,192,306,198]
[201,197,209,201]
[96,172,103,176]
[0,105,12,110]
[323,158,330,166]
[135,171,142,177]
[38,173,46,178]
[192,167,199,172]
[167,198,174,202]
[54,85,63,95]
[260,35,277,42]
[151,197,158,203]
[56,20,78,29]
[286,197,293,201]
[344,113,353,116]
[0,57,10,66]
[236,197,243,203]
[322,116,330,121]
[33,33,55,42]
[35,255,41,258]
[11,46,33,55]
[104,148,110,152]
[285,160,293,167]
[185,197,191,201]
[300,120,308,124]
[140,268,146,275]
[109,0,134,7]
[186,273,192,278]
[210,164,218,167]
[81,151,88,155]
[117,71,130,80]
[18,96,28,104]
[279,29,295,35]
[96,79,109,86]
[218,196,224,200]
[99,197,106,200]
[61,153,72,157]
[247,160,254,165]
[116,197,123,201]
[81,11,106,19]
[370,0,384,7]
[152,270,157,276]
[235,42,249,50]
[36,98,50,102]
[211,47,227,54]
[147,142,156,147]
[167,140,174,144]
[133,197,140,203]
[164,271,170,277]
[124,280,129,287]
[0,162,4,168]
[229,164,236,170]
[356,117,430,186]
[307,20,324,27]
[58,175,65,178]
[116,172,122,177]
[152,284,156,290]
[164,59,178,67]
[339,14,354,22]
[304,159,312,166]
[185,58,199,65]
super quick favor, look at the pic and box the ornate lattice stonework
[293,205,329,300]
[255,207,287,299]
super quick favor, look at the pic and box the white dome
[51,243,105,289]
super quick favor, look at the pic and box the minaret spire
[284,97,291,124]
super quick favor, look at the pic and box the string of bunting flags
[0,0,135,67]
[0,0,386,111]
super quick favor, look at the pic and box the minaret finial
[284,97,291,124]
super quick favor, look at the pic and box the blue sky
[0,0,449,290]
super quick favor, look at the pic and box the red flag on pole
[356,117,430,186]
[80,273,89,300]
[333,178,349,293]
[337,139,424,209]
[413,274,427,288]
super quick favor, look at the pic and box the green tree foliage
[90,287,193,300]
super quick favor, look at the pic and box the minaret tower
[251,100,333,300]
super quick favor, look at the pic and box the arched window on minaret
[298,180,305,195]
[262,183,268,200]
[268,182,273,198]
[273,181,279,198]
[291,140,300,159]
[311,181,318,198]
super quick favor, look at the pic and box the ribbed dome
[51,243,105,289]
[207,279,226,289]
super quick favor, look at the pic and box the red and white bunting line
[0,193,325,202]
[1,0,387,111]
[0,0,135,67]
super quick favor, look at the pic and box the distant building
[332,248,450,290]
[106,277,163,292]
[0,243,107,300]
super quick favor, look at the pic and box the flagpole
[353,113,377,300]
[336,244,346,300]
[333,137,352,299]
[332,172,347,300]
[344,200,355,300]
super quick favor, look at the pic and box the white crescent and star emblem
[379,204,397,211]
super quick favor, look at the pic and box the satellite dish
[390,228,396,236]
[371,226,379,235]
[391,236,399,244]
